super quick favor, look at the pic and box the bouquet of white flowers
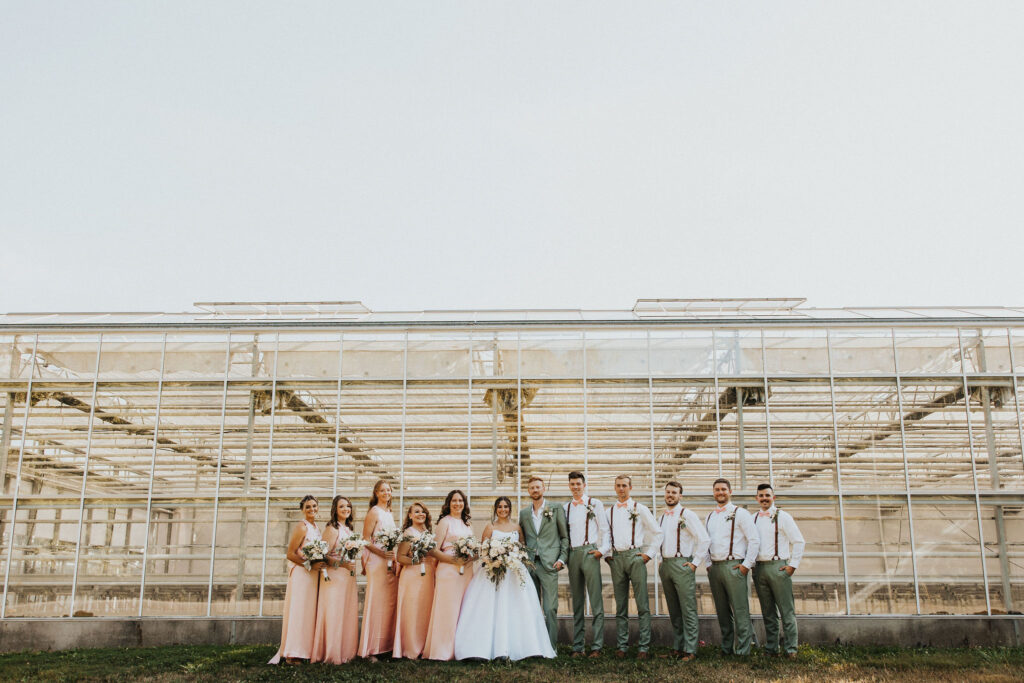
[300,539,330,582]
[374,528,404,570]
[478,536,532,588]
[451,536,479,575]
[406,531,438,575]
[338,537,369,576]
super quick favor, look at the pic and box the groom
[519,475,569,650]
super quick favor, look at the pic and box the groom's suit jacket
[519,502,569,569]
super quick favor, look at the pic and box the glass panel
[959,329,1012,374]
[268,383,341,497]
[717,382,770,492]
[650,330,714,377]
[34,334,100,381]
[97,334,166,380]
[833,381,906,491]
[148,385,227,497]
[402,382,471,504]
[470,333,518,379]
[519,332,583,378]
[335,382,403,497]
[762,328,827,376]
[785,500,846,615]
[843,497,916,614]
[342,334,406,379]
[227,334,274,380]
[894,329,963,375]
[584,380,651,496]
[1012,329,1024,373]
[829,329,896,375]
[162,334,229,380]
[966,381,1024,490]
[214,384,275,496]
[86,385,166,497]
[73,502,147,616]
[142,499,211,616]
[765,382,837,491]
[980,503,1024,614]
[3,501,80,616]
[899,382,974,491]
[912,499,986,615]
[210,500,266,616]
[406,334,470,379]
[274,333,341,380]
[586,331,648,378]
[717,330,765,376]
[0,334,19,379]
[652,380,719,493]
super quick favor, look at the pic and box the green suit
[519,501,569,648]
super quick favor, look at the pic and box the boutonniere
[628,507,640,523]
[725,511,736,522]
[677,516,687,530]
[770,508,780,524]
[584,501,597,521]
[542,506,554,520]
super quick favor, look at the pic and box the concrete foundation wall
[2,616,1022,654]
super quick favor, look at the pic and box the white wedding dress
[453,528,557,660]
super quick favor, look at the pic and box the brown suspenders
[727,514,737,560]
[566,497,592,550]
[610,503,637,551]
[773,510,781,561]
[659,507,686,557]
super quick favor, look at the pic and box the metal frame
[136,333,168,616]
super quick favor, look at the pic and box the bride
[454,496,557,661]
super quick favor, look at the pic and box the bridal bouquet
[406,531,438,576]
[338,537,369,576]
[374,529,404,570]
[451,536,479,575]
[301,539,330,582]
[478,537,532,588]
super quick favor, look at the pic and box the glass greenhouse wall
[2,301,1023,621]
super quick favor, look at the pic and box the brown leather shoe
[588,650,602,659]
[657,650,681,659]
[785,652,798,660]
[637,651,649,660]
[681,653,696,662]
[615,650,626,658]
[571,651,584,658]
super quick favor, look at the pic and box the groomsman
[656,481,710,661]
[563,471,610,658]
[702,478,759,656]
[605,475,662,659]
[753,483,805,658]
[519,475,569,650]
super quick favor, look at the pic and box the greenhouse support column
[257,335,281,617]
[516,332,522,511]
[236,336,260,609]
[0,336,18,488]
[761,330,773,485]
[648,330,659,616]
[712,330,723,478]
[957,329,992,615]
[825,330,851,614]
[467,338,473,503]
[736,387,746,490]
[399,334,408,515]
[69,335,103,616]
[892,329,922,614]
[137,333,169,617]
[332,334,343,497]
[205,335,233,616]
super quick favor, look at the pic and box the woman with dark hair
[393,502,436,659]
[424,489,474,660]
[358,479,398,661]
[454,497,555,660]
[269,495,324,664]
[311,496,360,664]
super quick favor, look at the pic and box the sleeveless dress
[454,529,556,661]
[423,517,474,660]
[357,506,399,657]
[269,520,322,663]
[393,526,437,659]
[310,525,360,664]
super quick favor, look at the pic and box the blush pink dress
[269,520,322,663]
[393,526,436,659]
[357,506,398,657]
[423,517,474,661]
[310,525,360,664]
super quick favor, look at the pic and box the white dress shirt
[564,496,611,556]
[531,499,546,534]
[754,505,806,568]
[702,502,759,569]
[657,504,711,567]
[606,498,663,559]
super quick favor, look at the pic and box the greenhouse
[1,299,1023,633]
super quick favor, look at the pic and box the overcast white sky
[2,2,1022,314]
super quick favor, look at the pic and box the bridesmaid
[393,502,436,659]
[269,495,324,664]
[357,479,399,661]
[423,489,474,661]
[311,495,360,664]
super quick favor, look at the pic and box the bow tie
[715,506,727,513]
[572,500,584,506]
[616,502,628,508]
[759,510,770,517]
[665,509,677,516]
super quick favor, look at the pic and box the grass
[1,644,1023,682]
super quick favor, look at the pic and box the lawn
[1,644,1023,682]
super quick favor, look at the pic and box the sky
[2,2,1023,314]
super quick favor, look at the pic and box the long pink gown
[269,520,322,663]
[357,506,399,657]
[311,525,360,664]
[423,517,474,661]
[393,527,436,659]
